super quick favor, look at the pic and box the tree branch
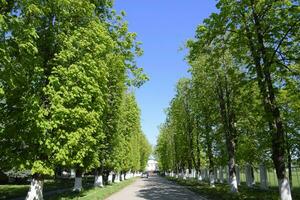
[270,21,300,64]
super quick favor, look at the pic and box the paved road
[106,175,207,200]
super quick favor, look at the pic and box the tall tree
[196,1,300,198]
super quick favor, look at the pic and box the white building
[146,159,158,172]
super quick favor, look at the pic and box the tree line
[0,0,151,199]
[156,1,299,200]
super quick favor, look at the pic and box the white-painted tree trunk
[219,167,224,183]
[236,165,240,186]
[73,177,82,192]
[205,169,209,181]
[279,178,292,200]
[108,173,113,184]
[25,177,44,200]
[198,171,203,181]
[214,168,218,183]
[181,170,186,180]
[259,164,268,189]
[94,175,103,187]
[245,164,252,187]
[123,173,126,180]
[183,169,188,180]
[114,173,120,183]
[230,176,238,193]
[70,169,76,178]
[209,172,215,187]
[120,173,123,181]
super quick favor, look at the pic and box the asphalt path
[106,175,207,200]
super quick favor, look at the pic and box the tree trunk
[250,165,255,186]
[286,132,293,190]
[217,81,238,193]
[228,151,238,192]
[114,172,120,183]
[206,128,215,187]
[25,174,43,200]
[244,4,292,199]
[236,165,240,186]
[219,167,224,183]
[246,164,252,187]
[94,170,103,187]
[260,164,268,189]
[108,172,113,184]
[73,169,83,192]
[209,169,215,187]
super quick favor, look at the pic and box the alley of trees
[0,0,151,199]
[1,0,300,200]
[156,1,299,200]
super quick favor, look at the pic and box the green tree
[194,1,299,198]
[0,0,149,198]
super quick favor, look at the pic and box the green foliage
[156,1,299,197]
[0,0,150,178]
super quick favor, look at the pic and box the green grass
[0,178,74,200]
[228,168,300,188]
[0,184,29,200]
[166,177,300,200]
[47,178,138,200]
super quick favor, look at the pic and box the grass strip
[166,177,300,200]
[1,178,81,200]
[47,178,138,200]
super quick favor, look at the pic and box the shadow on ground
[136,176,203,200]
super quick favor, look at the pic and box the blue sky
[114,0,217,146]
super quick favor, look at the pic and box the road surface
[106,175,207,200]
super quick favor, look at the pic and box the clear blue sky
[114,0,217,146]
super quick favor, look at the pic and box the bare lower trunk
[250,165,255,185]
[197,170,200,180]
[236,165,240,186]
[279,178,292,200]
[114,173,120,183]
[205,169,209,181]
[108,172,113,184]
[94,170,103,187]
[259,164,268,189]
[246,164,254,187]
[287,137,292,190]
[206,126,214,187]
[73,170,82,192]
[26,174,43,200]
[209,170,215,187]
[219,167,224,183]
[230,175,238,193]
[183,169,188,180]
[120,172,123,181]
[229,157,238,193]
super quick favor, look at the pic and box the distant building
[146,159,158,172]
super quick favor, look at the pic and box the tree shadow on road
[136,176,203,200]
